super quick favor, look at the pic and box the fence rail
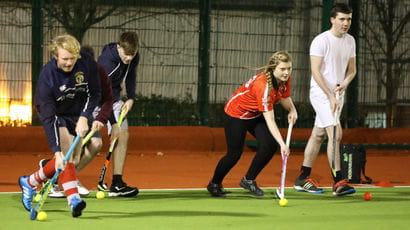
[0,0,409,127]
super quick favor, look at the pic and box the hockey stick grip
[82,129,97,146]
[285,123,293,147]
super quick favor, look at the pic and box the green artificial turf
[3,187,410,229]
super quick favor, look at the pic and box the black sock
[333,171,342,183]
[112,175,123,185]
[298,166,312,179]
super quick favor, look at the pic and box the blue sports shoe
[19,176,36,211]
[70,197,86,217]
[333,179,356,197]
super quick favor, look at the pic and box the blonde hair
[256,51,292,91]
[49,34,81,59]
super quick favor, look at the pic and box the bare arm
[54,151,65,171]
[311,55,337,112]
[279,97,298,125]
[336,57,357,93]
[263,110,289,157]
[75,116,89,137]
[122,99,134,113]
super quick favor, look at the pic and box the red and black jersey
[224,72,291,119]
[95,64,113,125]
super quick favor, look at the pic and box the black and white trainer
[293,177,324,194]
[239,177,264,197]
[207,182,227,198]
[108,183,139,197]
[39,159,50,168]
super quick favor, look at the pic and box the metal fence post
[197,0,211,126]
[347,0,360,128]
[321,0,334,31]
[31,0,44,126]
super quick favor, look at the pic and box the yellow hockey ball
[96,191,105,199]
[37,211,47,221]
[279,198,288,207]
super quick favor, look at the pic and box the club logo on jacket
[57,84,75,101]
[59,85,67,92]
[75,72,85,84]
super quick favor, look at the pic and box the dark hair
[80,45,95,59]
[119,32,140,55]
[330,3,352,18]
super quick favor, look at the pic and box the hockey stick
[97,108,127,191]
[275,122,293,200]
[34,129,96,199]
[331,87,342,177]
[30,134,82,220]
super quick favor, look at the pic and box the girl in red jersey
[207,51,298,197]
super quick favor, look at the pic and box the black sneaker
[239,177,264,197]
[207,182,227,198]
[108,182,139,197]
[293,177,324,193]
[333,179,356,197]
[39,159,50,168]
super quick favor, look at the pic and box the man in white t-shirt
[293,3,357,197]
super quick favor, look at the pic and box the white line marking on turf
[2,185,410,194]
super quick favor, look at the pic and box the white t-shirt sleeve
[310,35,325,57]
[349,35,356,58]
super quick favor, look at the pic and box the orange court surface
[0,127,409,192]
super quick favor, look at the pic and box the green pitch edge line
[246,140,410,150]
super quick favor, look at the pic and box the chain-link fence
[0,0,409,127]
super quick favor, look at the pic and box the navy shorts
[57,115,101,138]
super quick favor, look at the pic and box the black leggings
[211,114,279,184]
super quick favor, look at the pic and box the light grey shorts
[107,100,129,135]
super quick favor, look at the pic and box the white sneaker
[77,181,90,196]
[48,183,65,198]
